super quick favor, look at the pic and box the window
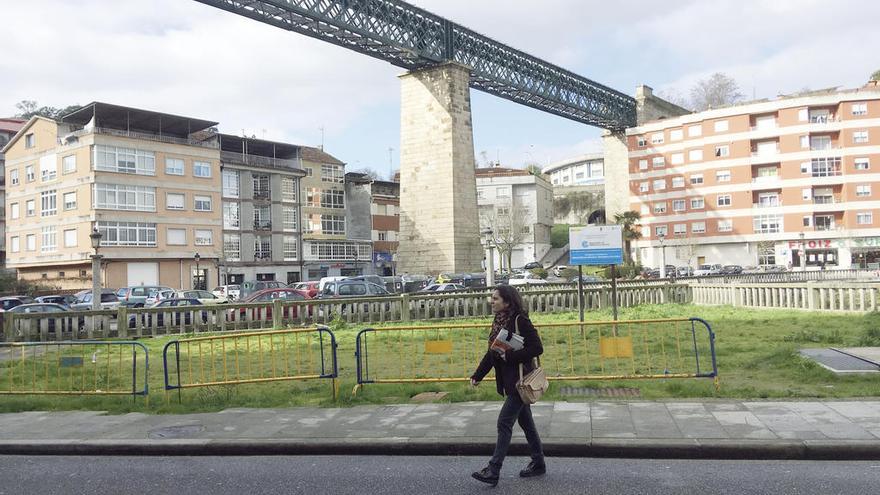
[802,188,812,201]
[858,212,873,225]
[811,157,841,177]
[672,199,686,212]
[798,108,809,122]
[800,135,810,149]
[10,169,18,186]
[653,179,666,191]
[716,170,731,182]
[95,184,156,211]
[717,219,733,232]
[193,161,212,178]
[26,200,35,217]
[97,222,157,247]
[217,202,238,230]
[639,182,649,193]
[690,197,705,209]
[641,226,650,237]
[41,157,56,181]
[691,222,706,234]
[222,170,240,198]
[753,215,782,234]
[496,186,510,198]
[653,202,667,214]
[40,190,57,216]
[810,135,831,151]
[854,131,869,144]
[855,158,870,171]
[575,171,585,180]
[637,136,647,147]
[651,133,664,144]
[757,166,778,178]
[714,145,729,158]
[477,188,486,199]
[95,145,155,175]
[253,205,271,229]
[655,225,668,237]
[321,189,344,208]
[24,133,34,148]
[670,129,683,141]
[283,235,297,261]
[688,125,702,137]
[283,205,298,231]
[253,174,270,199]
[63,191,76,210]
[26,234,36,251]
[254,236,272,260]
[717,194,731,207]
[194,229,213,246]
[671,153,684,165]
[166,193,185,210]
[165,158,185,175]
[194,195,212,211]
[321,215,345,235]
[652,156,665,167]
[671,177,685,188]
[304,167,313,177]
[62,155,76,174]
[801,162,811,174]
[852,102,868,116]
[41,226,56,252]
[690,174,703,185]
[673,223,687,235]
[688,149,703,162]
[167,229,186,245]
[10,236,19,253]
[714,120,728,132]
[64,229,77,248]
[282,177,297,202]
[26,165,34,182]
[10,203,19,219]
[638,159,648,170]
[378,232,388,241]
[320,164,343,183]
[224,234,241,261]
[857,185,871,197]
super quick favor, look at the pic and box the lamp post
[658,232,667,279]
[89,228,103,311]
[194,252,201,290]
[799,232,806,272]
[481,228,495,287]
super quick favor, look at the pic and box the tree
[554,191,604,224]
[689,73,744,111]
[351,167,380,180]
[525,164,543,177]
[613,211,642,264]
[655,88,691,110]
[14,100,81,120]
[481,204,530,272]
[871,69,880,82]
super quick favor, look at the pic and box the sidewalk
[3,400,880,459]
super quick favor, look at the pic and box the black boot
[471,465,500,487]
[519,460,546,478]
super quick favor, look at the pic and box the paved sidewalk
[3,400,880,459]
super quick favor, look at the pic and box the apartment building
[300,147,370,280]
[476,167,553,270]
[0,118,26,267]
[542,153,605,224]
[219,134,305,285]
[2,103,221,289]
[627,83,880,270]
[370,179,399,276]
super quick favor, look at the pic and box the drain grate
[558,386,640,397]
[800,348,880,373]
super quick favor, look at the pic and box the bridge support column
[397,62,482,275]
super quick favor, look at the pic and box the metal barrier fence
[0,341,149,401]
[353,318,717,395]
[163,326,339,400]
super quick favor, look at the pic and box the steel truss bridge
[193,0,636,130]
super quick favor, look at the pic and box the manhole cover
[148,424,205,439]
[558,386,640,397]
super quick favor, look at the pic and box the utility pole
[388,147,394,180]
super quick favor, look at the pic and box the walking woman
[470,285,545,486]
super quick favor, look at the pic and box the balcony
[65,127,218,149]
[253,189,271,201]
[220,150,303,171]
[254,221,272,231]
[753,201,782,209]
[254,251,272,261]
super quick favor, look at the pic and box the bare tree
[14,100,81,120]
[655,88,691,110]
[481,204,530,271]
[351,167,381,180]
[689,73,744,111]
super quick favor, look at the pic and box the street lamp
[194,252,201,290]
[799,232,806,272]
[89,228,103,311]
[658,232,667,279]
[481,228,495,287]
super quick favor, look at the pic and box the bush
[529,267,548,279]
[551,224,573,249]
[0,271,57,296]
[601,263,642,279]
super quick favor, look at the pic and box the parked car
[117,286,174,308]
[522,261,542,270]
[69,290,120,311]
[400,274,432,293]
[35,295,78,307]
[762,265,787,272]
[508,273,549,286]
[380,276,404,294]
[345,275,385,287]
[721,265,743,275]
[145,289,176,307]
[318,280,392,298]
[7,303,79,333]
[461,273,487,289]
[552,265,568,277]
[419,283,466,292]
[212,284,241,301]
[569,275,601,284]
[676,266,694,277]
[130,298,209,328]
[289,281,319,299]
[240,280,286,299]
[693,264,723,277]
[174,290,228,305]
[0,296,35,312]
[316,277,347,293]
[231,288,311,321]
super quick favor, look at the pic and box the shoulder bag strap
[515,315,540,382]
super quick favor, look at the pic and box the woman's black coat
[471,313,543,397]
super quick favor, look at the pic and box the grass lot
[2,303,880,414]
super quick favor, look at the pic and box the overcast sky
[1,0,877,177]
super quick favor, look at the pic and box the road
[2,455,879,494]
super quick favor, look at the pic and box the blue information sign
[569,226,624,266]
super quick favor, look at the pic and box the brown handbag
[514,316,549,404]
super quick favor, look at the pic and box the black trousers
[489,393,544,470]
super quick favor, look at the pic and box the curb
[4,438,880,460]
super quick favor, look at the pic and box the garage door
[127,262,159,286]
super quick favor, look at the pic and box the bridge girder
[194,0,636,130]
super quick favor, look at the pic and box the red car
[229,288,312,322]
[288,281,319,299]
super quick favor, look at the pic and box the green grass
[3,304,880,414]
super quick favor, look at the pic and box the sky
[1,0,878,178]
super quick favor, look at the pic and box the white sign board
[569,225,624,266]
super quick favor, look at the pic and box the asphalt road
[2,455,879,495]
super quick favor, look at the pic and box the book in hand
[491,329,524,354]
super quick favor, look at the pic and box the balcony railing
[749,123,778,131]
[254,251,272,260]
[809,115,839,124]
[254,221,272,230]
[753,201,782,208]
[813,196,837,205]
[811,168,842,178]
[220,151,303,171]
[65,127,218,149]
[751,175,779,184]
[253,189,271,201]
[751,149,779,157]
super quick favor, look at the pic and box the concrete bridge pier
[397,62,483,275]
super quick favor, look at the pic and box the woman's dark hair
[494,285,528,316]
